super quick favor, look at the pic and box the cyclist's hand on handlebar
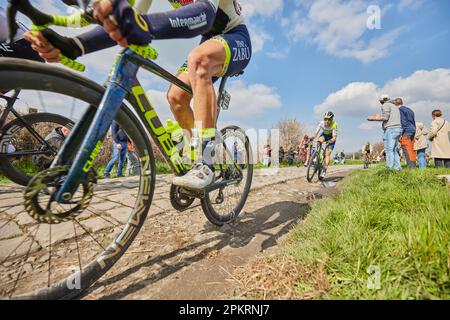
[24,30,82,63]
[24,31,61,63]
[92,0,153,47]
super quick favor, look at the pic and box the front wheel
[306,149,320,183]
[0,58,156,299]
[201,126,253,226]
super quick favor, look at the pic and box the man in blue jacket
[104,121,129,178]
[395,98,417,168]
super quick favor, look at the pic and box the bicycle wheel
[0,58,156,299]
[201,125,253,226]
[306,149,319,183]
[0,112,74,186]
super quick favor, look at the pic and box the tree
[273,118,306,150]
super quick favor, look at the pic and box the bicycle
[306,141,326,183]
[0,90,75,186]
[0,0,253,299]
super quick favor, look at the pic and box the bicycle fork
[54,50,139,203]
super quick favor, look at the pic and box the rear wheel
[0,58,156,299]
[201,126,253,226]
[0,112,74,186]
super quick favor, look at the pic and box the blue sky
[2,0,449,153]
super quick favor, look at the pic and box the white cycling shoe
[172,163,214,190]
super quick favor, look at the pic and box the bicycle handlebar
[7,0,158,72]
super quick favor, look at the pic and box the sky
[1,0,450,153]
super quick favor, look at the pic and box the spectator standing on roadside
[104,121,128,178]
[428,109,450,168]
[287,147,295,166]
[125,140,140,176]
[279,146,285,164]
[395,98,417,168]
[367,94,402,170]
[414,122,428,169]
[262,144,271,167]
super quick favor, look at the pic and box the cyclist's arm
[78,0,217,53]
[313,124,322,140]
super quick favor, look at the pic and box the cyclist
[299,134,312,166]
[24,0,252,191]
[312,111,338,179]
[362,142,372,165]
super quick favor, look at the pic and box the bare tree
[273,118,306,149]
[372,142,384,159]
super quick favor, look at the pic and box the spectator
[287,147,295,166]
[262,144,271,167]
[395,98,417,168]
[125,141,140,176]
[367,94,402,170]
[339,151,346,164]
[428,109,450,168]
[32,126,70,170]
[414,122,428,169]
[104,121,128,178]
[279,146,285,164]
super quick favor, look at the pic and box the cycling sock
[199,128,216,171]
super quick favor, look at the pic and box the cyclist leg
[167,70,194,136]
[324,136,335,170]
[173,26,251,190]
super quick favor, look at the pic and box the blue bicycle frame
[54,48,194,203]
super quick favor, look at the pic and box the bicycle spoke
[85,207,120,227]
[48,223,52,288]
[10,224,40,297]
[73,221,82,275]
[73,219,106,251]
[0,223,40,265]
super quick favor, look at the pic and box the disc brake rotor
[23,166,96,224]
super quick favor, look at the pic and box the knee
[167,89,190,113]
[188,50,213,81]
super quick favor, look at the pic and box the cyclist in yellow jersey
[312,111,338,178]
[25,0,252,190]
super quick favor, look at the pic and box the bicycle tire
[0,58,156,299]
[0,112,74,186]
[306,149,319,183]
[201,126,253,226]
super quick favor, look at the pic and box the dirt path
[79,166,357,299]
[0,165,359,299]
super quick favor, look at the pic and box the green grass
[284,167,450,299]
[335,159,364,165]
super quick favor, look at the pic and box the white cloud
[314,68,450,125]
[286,0,402,63]
[397,0,425,12]
[243,0,284,19]
[142,79,282,123]
[226,80,282,117]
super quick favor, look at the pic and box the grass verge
[232,167,450,299]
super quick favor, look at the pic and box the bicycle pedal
[218,90,231,110]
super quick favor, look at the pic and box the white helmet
[379,94,390,102]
